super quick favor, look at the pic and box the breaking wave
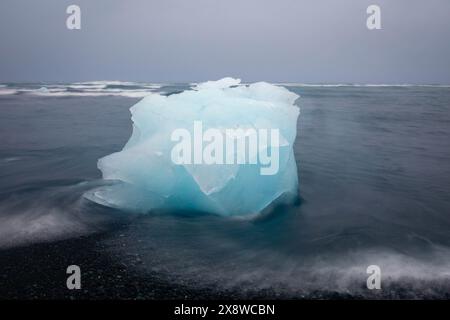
[0,81,163,98]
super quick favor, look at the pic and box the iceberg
[86,78,300,217]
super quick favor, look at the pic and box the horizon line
[1,80,450,87]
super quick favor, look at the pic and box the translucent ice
[86,78,300,216]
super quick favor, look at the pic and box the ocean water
[1,82,450,298]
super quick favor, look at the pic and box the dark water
[1,83,450,298]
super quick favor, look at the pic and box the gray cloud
[0,0,449,83]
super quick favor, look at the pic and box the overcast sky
[0,0,449,83]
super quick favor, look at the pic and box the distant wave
[29,89,157,98]
[0,81,163,97]
[0,89,17,95]
[276,83,450,87]
[1,81,450,97]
